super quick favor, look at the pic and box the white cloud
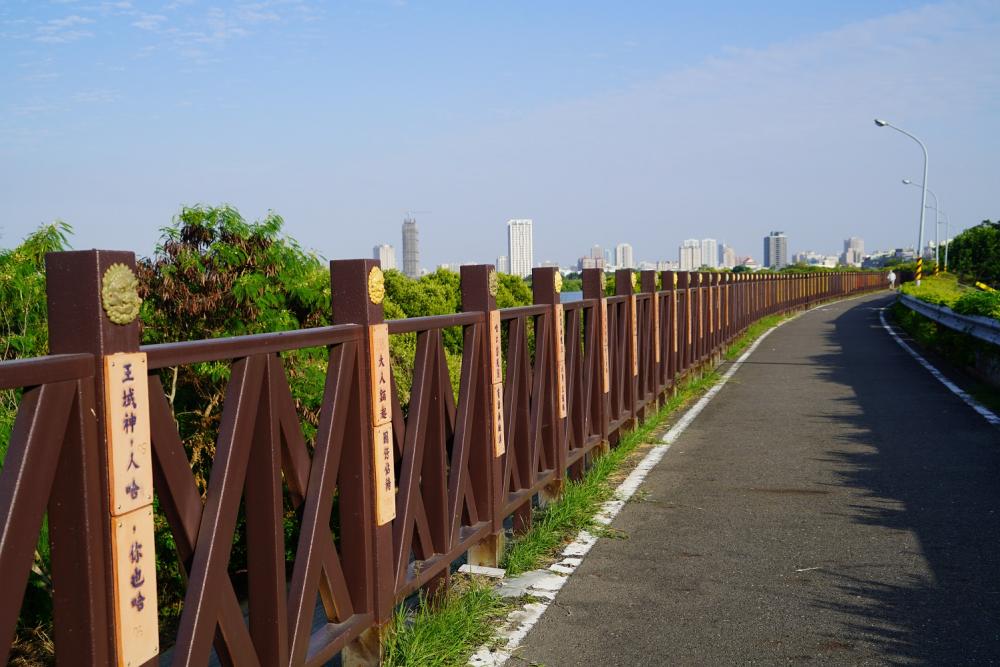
[132,13,166,30]
[34,14,95,43]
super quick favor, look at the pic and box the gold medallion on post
[368,266,385,305]
[553,272,563,293]
[101,263,141,325]
[488,269,499,297]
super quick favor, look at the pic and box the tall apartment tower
[763,231,788,269]
[402,218,419,278]
[615,243,634,269]
[373,243,396,270]
[507,219,533,277]
[842,237,864,266]
[720,244,737,269]
[679,238,701,271]
[700,238,718,269]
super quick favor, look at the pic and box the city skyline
[2,3,996,267]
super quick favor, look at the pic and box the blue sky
[2,1,998,268]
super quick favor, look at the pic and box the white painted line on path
[878,308,1000,427]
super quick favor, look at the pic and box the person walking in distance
[887,269,897,290]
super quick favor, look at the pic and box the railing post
[461,265,506,568]
[640,271,660,405]
[45,250,150,667]
[332,258,390,666]
[660,271,677,393]
[615,270,638,430]
[582,268,610,454]
[532,267,567,504]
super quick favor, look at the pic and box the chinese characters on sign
[104,354,153,514]
[368,324,396,525]
[600,299,610,394]
[491,380,506,456]
[488,310,506,456]
[111,506,158,665]
[630,295,639,377]
[371,422,396,524]
[554,305,567,418]
[488,310,503,385]
[104,352,158,667]
[369,324,393,428]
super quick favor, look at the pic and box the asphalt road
[514,292,1000,666]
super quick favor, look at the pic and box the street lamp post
[875,119,928,284]
[902,179,941,274]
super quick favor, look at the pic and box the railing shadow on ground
[803,296,1000,664]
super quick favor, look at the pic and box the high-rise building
[373,244,396,270]
[402,218,420,278]
[615,243,634,270]
[700,239,718,269]
[721,244,737,269]
[679,239,701,271]
[496,255,510,274]
[763,231,788,269]
[841,237,864,267]
[507,219,533,277]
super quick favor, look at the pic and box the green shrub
[953,290,1000,320]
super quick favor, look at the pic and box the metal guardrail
[899,293,1000,346]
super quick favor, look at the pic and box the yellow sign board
[491,381,506,456]
[371,422,396,525]
[111,507,159,666]
[554,305,567,418]
[600,298,610,393]
[104,354,153,515]
[488,310,503,385]
[368,324,392,426]
[630,295,638,377]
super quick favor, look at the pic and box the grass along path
[381,310,795,665]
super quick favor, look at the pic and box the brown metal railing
[0,250,885,666]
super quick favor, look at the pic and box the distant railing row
[0,251,884,666]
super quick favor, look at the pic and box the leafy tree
[0,221,71,361]
[137,205,331,490]
[947,220,1000,286]
[0,221,72,649]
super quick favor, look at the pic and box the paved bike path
[514,293,1000,665]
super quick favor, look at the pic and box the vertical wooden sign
[686,289,692,346]
[488,310,503,385]
[491,381,506,456]
[488,310,506,456]
[368,324,396,525]
[600,298,610,393]
[554,304,567,418]
[103,353,158,666]
[629,295,638,377]
[652,295,660,364]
